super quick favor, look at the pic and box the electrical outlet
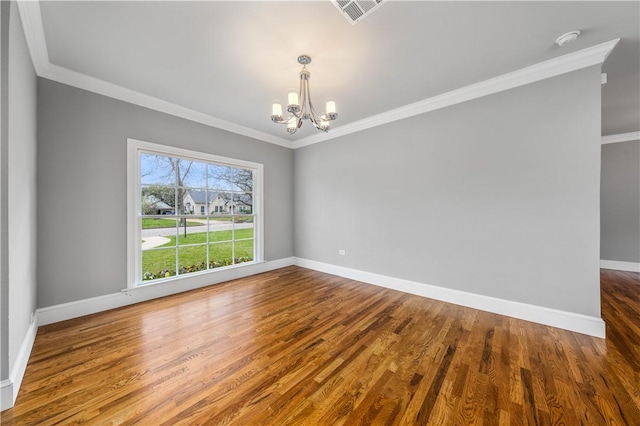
[338,249,346,256]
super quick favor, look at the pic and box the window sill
[126,260,263,292]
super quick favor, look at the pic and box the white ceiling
[23,1,640,146]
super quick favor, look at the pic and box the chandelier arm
[273,114,298,125]
[305,79,323,122]
[298,76,307,119]
[303,79,321,130]
[305,80,329,132]
[307,111,327,132]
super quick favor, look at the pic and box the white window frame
[127,138,264,289]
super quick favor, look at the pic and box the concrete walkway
[141,236,171,250]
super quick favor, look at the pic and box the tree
[141,186,175,208]
[208,166,253,210]
[141,154,198,222]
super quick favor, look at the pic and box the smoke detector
[555,30,581,47]
[331,0,386,25]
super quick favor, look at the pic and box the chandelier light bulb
[288,91,299,107]
[326,100,336,114]
[272,102,282,117]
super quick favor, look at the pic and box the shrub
[142,257,253,281]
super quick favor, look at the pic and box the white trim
[0,380,13,411]
[292,39,620,149]
[0,314,39,411]
[17,2,621,150]
[15,1,291,149]
[42,63,292,148]
[601,131,640,145]
[15,1,47,76]
[37,257,295,326]
[126,139,137,288]
[294,257,606,338]
[127,138,264,289]
[3,255,611,407]
[600,259,640,273]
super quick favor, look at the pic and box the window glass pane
[211,191,233,214]
[141,217,178,236]
[209,242,233,268]
[178,245,207,275]
[141,153,177,186]
[208,191,226,215]
[181,189,209,215]
[234,215,254,239]
[207,216,233,242]
[142,248,176,281]
[235,192,253,214]
[142,215,177,243]
[169,157,196,188]
[208,165,253,192]
[234,239,254,264]
[181,161,208,189]
[175,220,208,245]
[141,185,175,215]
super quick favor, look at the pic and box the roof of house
[143,195,173,210]
[186,190,210,204]
[185,190,251,206]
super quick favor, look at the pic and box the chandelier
[270,54,338,134]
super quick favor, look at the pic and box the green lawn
[142,228,254,280]
[157,227,253,245]
[142,218,202,229]
[209,215,254,223]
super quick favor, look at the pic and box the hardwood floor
[1,266,639,425]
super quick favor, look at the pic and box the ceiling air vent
[331,0,386,25]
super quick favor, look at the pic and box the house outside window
[128,139,263,288]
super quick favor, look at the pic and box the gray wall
[295,66,602,317]
[37,79,294,308]
[601,140,640,263]
[2,1,38,382]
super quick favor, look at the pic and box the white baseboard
[2,258,294,411]
[0,380,13,412]
[5,254,605,412]
[37,257,295,326]
[1,313,39,411]
[294,257,606,338]
[600,259,640,273]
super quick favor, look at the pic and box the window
[128,139,263,288]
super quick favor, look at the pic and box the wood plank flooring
[1,266,639,425]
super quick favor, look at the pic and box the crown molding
[41,63,293,148]
[16,1,48,75]
[292,38,620,149]
[17,1,621,151]
[601,131,640,144]
[16,1,292,149]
